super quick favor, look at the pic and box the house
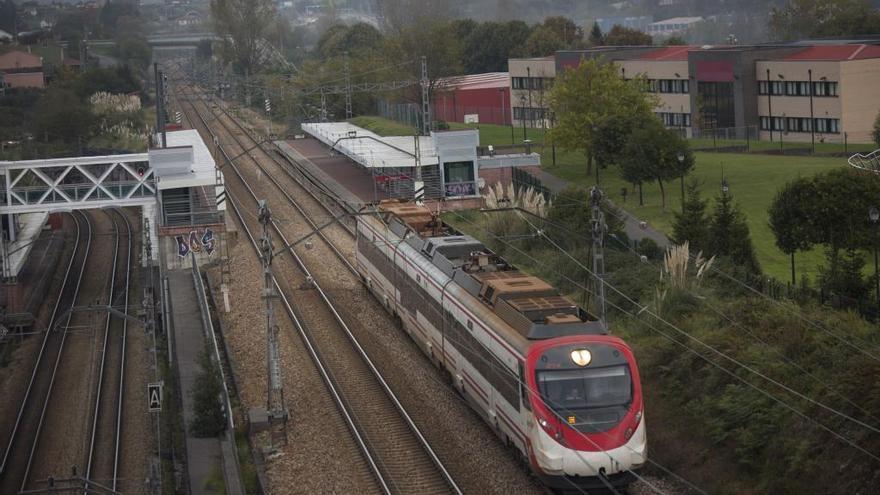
[0,50,45,88]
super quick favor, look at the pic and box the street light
[870,206,879,323]
[520,94,527,142]
[592,124,599,185]
[677,151,686,211]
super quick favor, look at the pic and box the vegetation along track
[84,208,133,492]
[0,211,93,494]
[179,82,463,494]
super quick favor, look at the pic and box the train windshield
[536,365,632,418]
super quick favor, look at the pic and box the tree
[873,109,880,149]
[524,26,566,57]
[588,22,604,46]
[664,36,687,46]
[462,21,531,73]
[548,57,656,182]
[672,180,710,253]
[769,0,880,41]
[31,88,95,146]
[708,190,761,274]
[769,177,816,284]
[619,118,684,209]
[540,16,583,46]
[604,25,653,46]
[211,0,276,74]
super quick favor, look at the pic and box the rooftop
[302,122,440,169]
[436,72,509,91]
[152,129,218,190]
[650,16,703,25]
[784,44,880,61]
[0,50,42,71]
[637,45,696,61]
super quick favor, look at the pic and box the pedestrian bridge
[0,153,155,215]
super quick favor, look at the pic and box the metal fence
[512,167,554,201]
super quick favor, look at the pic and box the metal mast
[590,187,607,330]
[258,200,288,449]
[420,55,430,136]
[344,52,353,120]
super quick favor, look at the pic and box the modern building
[508,56,556,130]
[647,17,703,36]
[507,41,880,144]
[0,50,45,89]
[755,44,880,143]
[432,72,511,126]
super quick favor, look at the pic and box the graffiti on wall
[176,229,216,257]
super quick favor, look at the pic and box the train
[355,200,647,491]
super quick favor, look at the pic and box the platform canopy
[302,122,439,169]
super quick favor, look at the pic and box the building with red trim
[432,72,512,126]
[508,42,880,144]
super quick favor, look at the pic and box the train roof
[378,200,606,340]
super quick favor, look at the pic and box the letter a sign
[148,382,162,412]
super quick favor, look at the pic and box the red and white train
[355,201,647,491]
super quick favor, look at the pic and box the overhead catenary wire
[528,185,880,365]
[451,208,880,463]
[506,206,880,428]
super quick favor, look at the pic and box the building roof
[436,72,509,91]
[650,16,703,26]
[637,45,696,61]
[153,129,218,190]
[784,44,880,61]
[0,50,42,71]
[302,122,440,169]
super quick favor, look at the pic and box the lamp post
[520,94,527,142]
[766,68,773,142]
[527,66,533,130]
[870,206,879,323]
[677,151,686,211]
[592,124,599,186]
[808,69,815,154]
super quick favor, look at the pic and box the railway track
[0,211,93,494]
[85,208,132,491]
[179,83,462,494]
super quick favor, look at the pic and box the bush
[635,237,661,260]
[189,349,226,437]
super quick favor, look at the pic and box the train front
[524,335,646,491]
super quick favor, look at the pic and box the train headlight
[570,349,592,367]
[539,418,549,428]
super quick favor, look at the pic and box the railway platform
[167,268,243,495]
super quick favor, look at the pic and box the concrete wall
[841,58,880,143]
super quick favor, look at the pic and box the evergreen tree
[873,109,880,149]
[588,22,604,46]
[708,191,761,274]
[672,180,709,253]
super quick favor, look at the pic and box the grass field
[349,116,860,280]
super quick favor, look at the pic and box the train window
[519,362,531,411]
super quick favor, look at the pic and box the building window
[758,81,768,95]
[815,118,840,133]
[773,117,785,131]
[813,81,838,97]
[760,116,770,130]
[511,77,527,89]
[770,81,784,96]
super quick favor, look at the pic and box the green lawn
[349,116,854,280]
[546,150,848,281]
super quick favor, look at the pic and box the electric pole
[590,187,607,330]
[258,201,288,452]
[344,52,353,120]
[420,55,430,136]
